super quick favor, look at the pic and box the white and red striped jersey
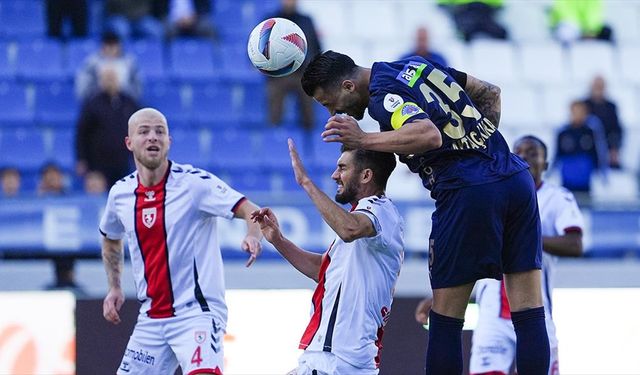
[99,161,246,329]
[299,195,405,370]
[475,182,584,347]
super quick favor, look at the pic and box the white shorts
[469,321,559,375]
[117,313,224,375]
[289,351,379,375]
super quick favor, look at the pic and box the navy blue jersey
[368,57,527,192]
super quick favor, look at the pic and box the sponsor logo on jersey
[144,190,156,202]
[124,348,155,366]
[142,207,157,228]
[383,93,404,112]
[195,331,206,344]
[396,62,427,88]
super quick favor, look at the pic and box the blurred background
[0,0,639,374]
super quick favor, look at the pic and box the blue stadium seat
[128,39,165,81]
[220,45,262,83]
[310,133,342,169]
[0,128,47,170]
[143,82,189,128]
[0,81,33,127]
[0,41,14,79]
[225,169,271,193]
[168,39,218,81]
[190,83,234,126]
[210,129,260,168]
[34,82,78,128]
[49,129,75,171]
[16,39,66,81]
[169,129,209,167]
[0,0,46,38]
[239,82,267,126]
[66,39,99,77]
[257,128,305,169]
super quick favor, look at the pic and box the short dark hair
[341,145,396,190]
[515,135,548,160]
[101,31,121,45]
[301,51,357,97]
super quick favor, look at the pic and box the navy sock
[511,306,550,375]
[425,310,464,375]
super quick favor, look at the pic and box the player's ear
[361,168,373,184]
[341,80,355,92]
[125,136,133,151]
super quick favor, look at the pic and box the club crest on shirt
[195,331,206,344]
[142,208,156,228]
[144,190,155,202]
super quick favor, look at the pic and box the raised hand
[250,207,283,245]
[288,138,311,186]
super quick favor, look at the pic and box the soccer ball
[247,18,307,77]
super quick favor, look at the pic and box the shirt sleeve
[99,188,125,240]
[193,172,245,219]
[352,197,396,252]
[553,190,585,234]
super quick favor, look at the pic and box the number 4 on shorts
[191,346,203,367]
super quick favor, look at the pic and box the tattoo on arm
[103,242,123,289]
[465,76,502,127]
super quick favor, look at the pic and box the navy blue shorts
[428,170,542,289]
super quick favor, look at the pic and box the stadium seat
[0,0,45,38]
[215,0,263,42]
[238,81,267,126]
[168,129,210,167]
[256,128,305,169]
[540,85,583,127]
[468,40,519,84]
[49,129,75,171]
[0,128,47,170]
[519,42,569,86]
[225,169,271,193]
[0,81,33,127]
[604,2,640,43]
[16,39,66,81]
[502,2,553,42]
[210,129,260,168]
[0,41,14,79]
[168,39,218,81]
[128,39,165,81]
[66,39,99,77]
[618,44,640,85]
[569,41,616,83]
[190,82,235,127]
[310,133,342,170]
[351,1,398,42]
[143,81,189,128]
[34,82,79,128]
[500,84,539,127]
[219,45,262,83]
[592,170,638,204]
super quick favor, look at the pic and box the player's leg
[426,183,506,375]
[502,170,549,375]
[167,314,224,375]
[116,318,179,375]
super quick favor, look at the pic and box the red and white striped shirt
[99,161,246,328]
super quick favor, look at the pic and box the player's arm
[102,236,125,324]
[324,115,442,155]
[543,230,583,257]
[251,207,323,282]
[289,139,376,242]
[463,74,502,127]
[233,198,264,267]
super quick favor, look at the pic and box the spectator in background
[75,31,142,101]
[38,162,67,197]
[584,75,623,169]
[401,27,448,67]
[550,0,612,44]
[76,65,140,187]
[555,100,608,201]
[267,0,322,130]
[0,167,21,198]
[84,171,108,195]
[438,0,508,42]
[156,0,217,39]
[46,0,88,39]
[104,0,164,40]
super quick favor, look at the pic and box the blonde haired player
[100,108,262,375]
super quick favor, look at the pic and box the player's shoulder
[540,182,578,204]
[169,162,217,184]
[356,195,400,217]
[109,171,137,194]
